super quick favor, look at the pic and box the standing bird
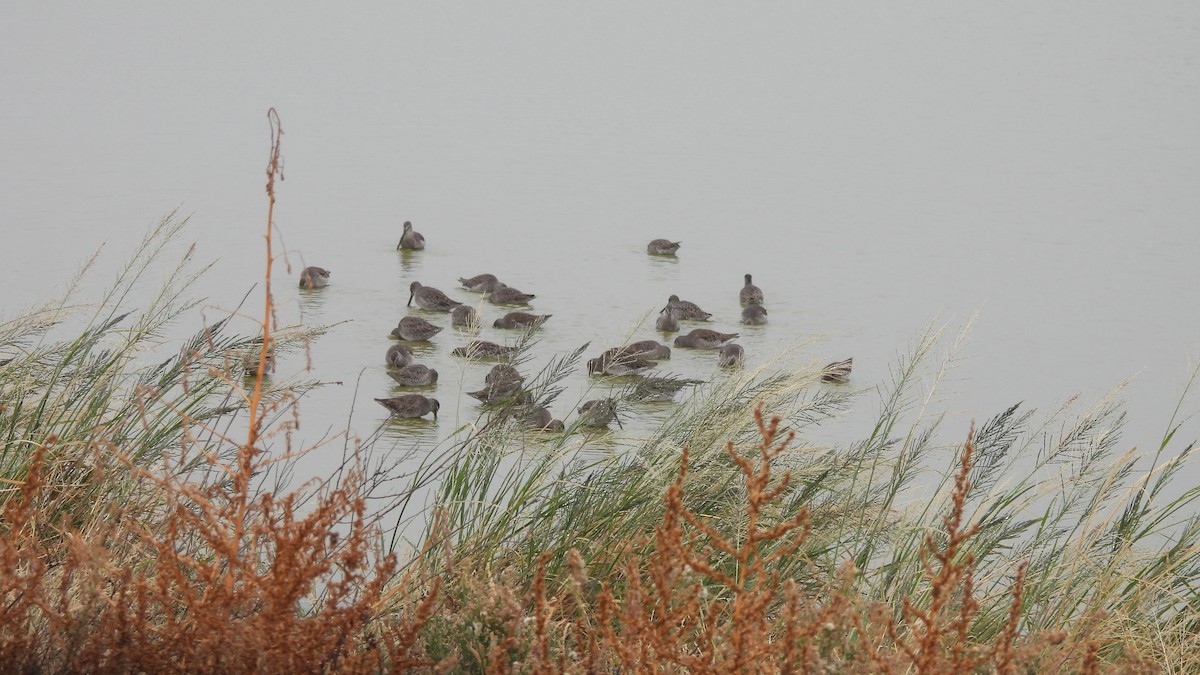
[385,344,414,368]
[718,343,745,367]
[391,316,443,341]
[665,295,711,321]
[459,273,504,293]
[299,266,330,289]
[408,281,462,311]
[674,329,739,349]
[388,364,439,387]
[487,285,536,305]
[375,394,439,420]
[740,274,764,306]
[493,312,551,329]
[647,239,682,255]
[820,358,853,383]
[396,221,425,250]
[451,304,479,329]
[741,301,768,326]
[656,306,681,332]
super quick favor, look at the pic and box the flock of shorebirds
[298,223,852,431]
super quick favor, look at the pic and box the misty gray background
[1,4,1197,483]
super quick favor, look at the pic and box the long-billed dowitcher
[391,316,443,341]
[388,364,439,386]
[385,343,415,368]
[615,340,671,360]
[656,307,681,332]
[718,343,745,367]
[408,281,462,311]
[666,295,711,321]
[578,398,620,428]
[673,328,739,349]
[493,312,551,329]
[820,358,853,383]
[521,406,565,431]
[396,221,425,250]
[238,346,276,376]
[630,376,703,402]
[468,366,528,404]
[459,273,504,293]
[451,304,479,329]
[587,355,655,377]
[468,385,531,406]
[486,285,535,305]
[740,274,764,306]
[740,301,768,326]
[375,394,439,419]
[485,364,524,386]
[299,266,330,289]
[647,239,681,255]
[451,340,518,360]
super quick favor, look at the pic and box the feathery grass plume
[0,216,323,552]
[0,109,447,671]
[402,316,1195,670]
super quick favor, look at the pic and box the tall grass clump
[411,317,1200,671]
[0,110,444,672]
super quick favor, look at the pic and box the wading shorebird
[521,406,565,431]
[821,358,853,383]
[467,366,528,404]
[451,304,479,329]
[647,239,681,255]
[578,398,620,428]
[656,306,681,332]
[740,274,764,306]
[673,329,739,349]
[458,273,504,293]
[385,344,414,368]
[451,340,518,360]
[407,281,462,311]
[387,364,439,387]
[486,285,536,306]
[613,340,671,361]
[375,394,439,420]
[493,312,551,329]
[718,343,745,368]
[299,266,330,289]
[741,301,768,326]
[630,376,703,402]
[587,355,655,377]
[665,295,711,321]
[391,316,443,341]
[396,221,425,250]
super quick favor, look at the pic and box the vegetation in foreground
[2,114,1197,672]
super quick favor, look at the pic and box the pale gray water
[2,4,1198,489]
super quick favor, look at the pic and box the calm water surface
[2,4,1198,488]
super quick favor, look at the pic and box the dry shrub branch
[0,109,444,673]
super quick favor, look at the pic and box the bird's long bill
[407,291,414,307]
[432,408,438,420]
